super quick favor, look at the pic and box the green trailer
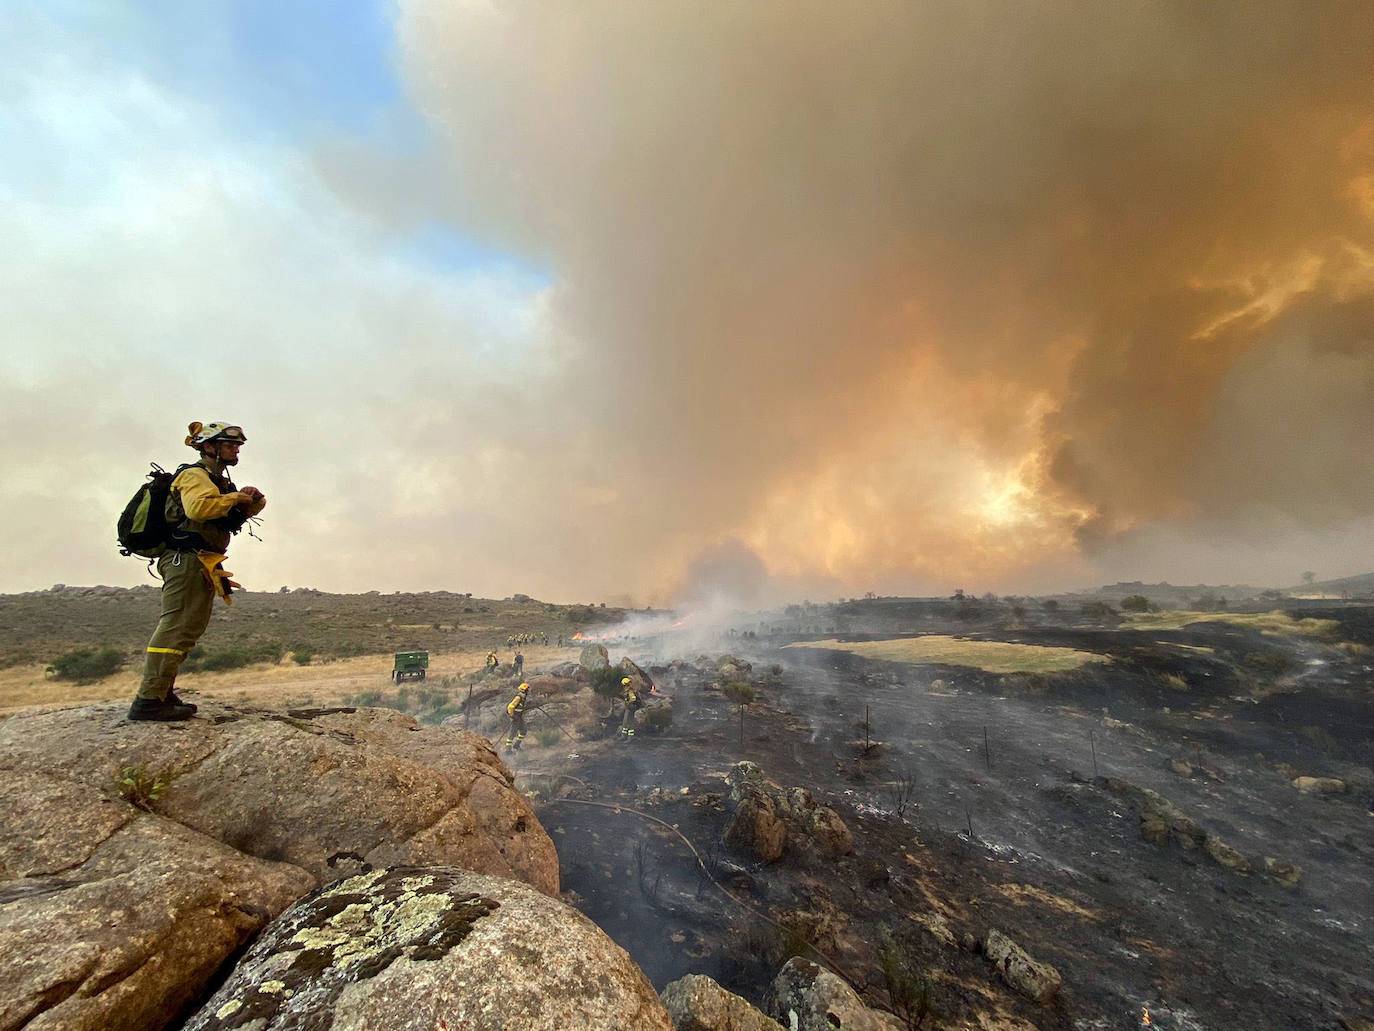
[392,650,429,683]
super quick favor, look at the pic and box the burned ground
[526,604,1374,1030]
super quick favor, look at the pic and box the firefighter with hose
[619,676,642,739]
[505,682,530,752]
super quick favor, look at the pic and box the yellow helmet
[518,682,530,693]
[621,677,632,686]
[186,421,247,449]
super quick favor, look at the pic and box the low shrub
[1244,650,1298,675]
[877,931,935,1029]
[640,704,673,734]
[588,665,626,699]
[1159,673,1189,692]
[187,642,284,673]
[113,763,175,812]
[723,681,756,706]
[421,703,464,725]
[47,646,126,682]
[290,648,313,665]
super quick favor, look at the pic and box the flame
[1141,1006,1153,1027]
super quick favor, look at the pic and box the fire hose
[526,704,573,741]
[541,796,860,992]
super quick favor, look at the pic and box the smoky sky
[5,3,1374,604]
[378,0,1374,599]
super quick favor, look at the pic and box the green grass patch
[784,636,1107,674]
[1123,610,1341,638]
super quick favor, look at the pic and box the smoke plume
[387,1,1374,598]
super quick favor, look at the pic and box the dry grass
[995,883,1101,921]
[783,636,1108,674]
[1123,610,1342,638]
[0,644,582,716]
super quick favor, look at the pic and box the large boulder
[723,791,787,863]
[579,643,610,672]
[984,929,1062,1004]
[0,769,312,1031]
[0,703,558,895]
[184,866,674,1031]
[723,763,852,863]
[660,974,782,1030]
[768,958,903,1031]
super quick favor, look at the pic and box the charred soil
[529,605,1374,1030]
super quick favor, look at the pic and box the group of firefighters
[485,648,527,675]
[503,675,644,753]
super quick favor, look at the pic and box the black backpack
[117,463,189,558]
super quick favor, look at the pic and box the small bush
[588,666,626,699]
[640,704,673,735]
[197,648,253,672]
[1159,673,1189,692]
[723,681,756,706]
[189,642,283,673]
[1244,650,1297,675]
[47,646,126,682]
[114,763,175,812]
[290,648,313,665]
[1080,601,1116,620]
[421,703,464,725]
[1121,594,1153,613]
[535,728,561,747]
[877,931,935,1029]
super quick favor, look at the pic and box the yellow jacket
[507,694,527,717]
[169,459,266,553]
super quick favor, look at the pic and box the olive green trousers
[136,550,215,700]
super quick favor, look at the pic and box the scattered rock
[661,973,783,1030]
[717,655,753,679]
[984,928,1063,1004]
[1262,857,1303,888]
[1203,835,1251,875]
[912,911,958,950]
[184,866,673,1031]
[1293,776,1347,795]
[769,957,904,1031]
[1103,777,1281,880]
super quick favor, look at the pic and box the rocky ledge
[0,702,558,1030]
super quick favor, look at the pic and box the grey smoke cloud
[386,0,1374,596]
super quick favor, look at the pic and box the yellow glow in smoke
[976,473,1035,529]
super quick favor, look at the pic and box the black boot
[128,696,196,722]
[166,690,198,713]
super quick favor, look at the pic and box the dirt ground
[0,644,581,715]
